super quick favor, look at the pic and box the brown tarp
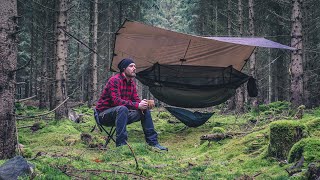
[111,20,294,72]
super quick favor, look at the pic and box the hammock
[110,20,294,127]
[165,107,214,127]
[136,63,250,108]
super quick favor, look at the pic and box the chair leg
[105,126,116,145]
[99,125,116,147]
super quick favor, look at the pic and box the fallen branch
[86,147,109,151]
[16,97,69,120]
[17,125,34,129]
[125,141,139,169]
[15,95,37,103]
[253,172,262,177]
[75,169,149,179]
[29,151,45,161]
[57,165,149,179]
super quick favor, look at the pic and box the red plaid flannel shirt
[96,73,140,112]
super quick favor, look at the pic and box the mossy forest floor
[4,101,320,179]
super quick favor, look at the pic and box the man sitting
[95,58,167,151]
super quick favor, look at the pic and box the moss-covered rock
[306,118,320,131]
[288,138,320,163]
[268,120,308,160]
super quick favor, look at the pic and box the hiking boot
[150,144,168,151]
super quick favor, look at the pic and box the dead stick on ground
[16,97,70,120]
[125,141,139,169]
[76,169,149,179]
[17,125,34,129]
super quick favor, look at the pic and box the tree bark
[248,0,258,108]
[226,0,236,111]
[290,0,304,108]
[236,0,244,113]
[49,2,57,110]
[238,0,243,36]
[39,12,48,109]
[0,0,18,159]
[28,3,34,98]
[88,0,99,106]
[227,0,232,36]
[268,49,273,103]
[55,0,69,119]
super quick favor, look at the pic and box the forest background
[0,0,320,179]
[13,0,320,114]
[1,0,320,178]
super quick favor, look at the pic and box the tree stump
[268,120,307,160]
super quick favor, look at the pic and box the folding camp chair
[92,108,116,147]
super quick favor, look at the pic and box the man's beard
[125,71,136,78]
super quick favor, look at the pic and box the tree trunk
[236,0,244,113]
[238,0,243,36]
[119,1,123,26]
[76,20,82,102]
[39,13,48,109]
[268,49,273,103]
[227,0,232,36]
[107,1,113,73]
[248,0,258,108]
[29,4,34,98]
[46,0,58,110]
[55,0,69,119]
[49,6,57,110]
[0,0,18,159]
[290,0,304,108]
[215,1,218,35]
[302,1,310,107]
[226,0,236,111]
[88,0,99,106]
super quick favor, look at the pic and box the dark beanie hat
[118,58,134,72]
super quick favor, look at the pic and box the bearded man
[96,58,167,151]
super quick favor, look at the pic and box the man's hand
[138,99,148,110]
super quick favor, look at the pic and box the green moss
[13,104,320,179]
[22,147,33,158]
[211,127,225,134]
[257,101,291,114]
[306,118,320,130]
[158,111,171,119]
[288,138,320,163]
[75,105,93,115]
[42,120,80,134]
[268,120,308,159]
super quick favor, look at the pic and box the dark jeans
[98,106,158,146]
